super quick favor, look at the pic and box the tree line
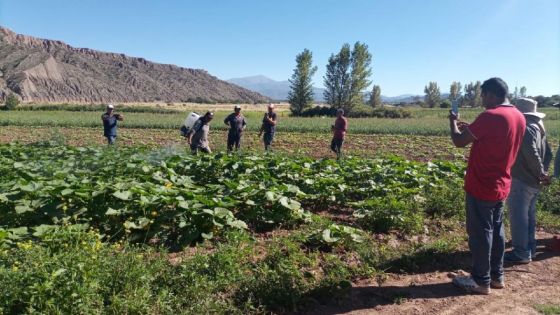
[287,47,558,114]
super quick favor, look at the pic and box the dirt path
[306,232,560,315]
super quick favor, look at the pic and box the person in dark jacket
[101,104,124,145]
[505,98,553,263]
[258,103,277,151]
[224,105,247,152]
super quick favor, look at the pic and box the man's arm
[449,111,475,148]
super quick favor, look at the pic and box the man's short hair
[481,78,508,99]
[337,108,344,115]
[205,111,214,117]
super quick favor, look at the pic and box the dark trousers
[227,132,242,152]
[466,193,505,287]
[330,137,344,159]
[106,135,116,145]
[263,132,274,151]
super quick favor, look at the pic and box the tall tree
[463,81,482,107]
[324,42,372,113]
[520,86,527,97]
[424,82,441,108]
[323,44,351,110]
[474,81,482,107]
[288,49,317,115]
[449,81,462,102]
[349,42,372,111]
[369,85,382,108]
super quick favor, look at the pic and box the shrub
[3,94,20,110]
[440,100,451,108]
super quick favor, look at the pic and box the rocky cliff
[0,27,269,103]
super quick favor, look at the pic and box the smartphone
[451,97,460,115]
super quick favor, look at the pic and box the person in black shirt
[259,103,277,151]
[224,105,247,152]
[101,104,124,145]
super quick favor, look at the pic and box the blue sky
[1,0,559,96]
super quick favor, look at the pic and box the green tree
[349,42,372,111]
[463,81,482,107]
[323,44,351,110]
[520,86,527,97]
[474,81,482,107]
[4,93,20,110]
[424,82,441,108]
[369,85,382,108]
[449,81,462,102]
[288,49,318,115]
[324,42,372,113]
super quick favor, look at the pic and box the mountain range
[0,27,268,103]
[227,75,422,103]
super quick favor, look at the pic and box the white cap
[234,105,241,110]
[107,104,114,109]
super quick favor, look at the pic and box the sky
[1,0,559,96]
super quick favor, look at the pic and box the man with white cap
[258,103,277,151]
[224,105,247,152]
[101,104,124,145]
[505,97,553,263]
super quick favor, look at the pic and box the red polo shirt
[464,105,525,201]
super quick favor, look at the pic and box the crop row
[2,108,559,136]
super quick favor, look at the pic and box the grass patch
[535,304,560,315]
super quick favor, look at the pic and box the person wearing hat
[505,97,553,264]
[187,111,214,155]
[448,78,525,294]
[258,103,278,151]
[224,105,247,152]
[101,104,124,145]
[330,108,347,160]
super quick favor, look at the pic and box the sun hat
[514,98,545,119]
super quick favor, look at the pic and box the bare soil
[304,231,560,315]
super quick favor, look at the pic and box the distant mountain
[0,27,269,103]
[227,76,431,104]
[227,75,325,102]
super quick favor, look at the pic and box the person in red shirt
[448,77,526,295]
[331,108,348,160]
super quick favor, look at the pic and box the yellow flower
[12,266,18,272]
[165,182,173,188]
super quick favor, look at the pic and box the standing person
[224,105,247,152]
[258,103,277,151]
[448,77,525,294]
[187,111,214,155]
[331,108,347,160]
[505,98,553,263]
[101,104,124,145]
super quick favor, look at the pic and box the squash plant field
[1,142,559,313]
[0,143,465,247]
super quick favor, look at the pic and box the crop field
[2,107,559,136]
[0,107,559,314]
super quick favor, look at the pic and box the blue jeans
[554,146,560,178]
[466,193,505,287]
[506,178,540,260]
